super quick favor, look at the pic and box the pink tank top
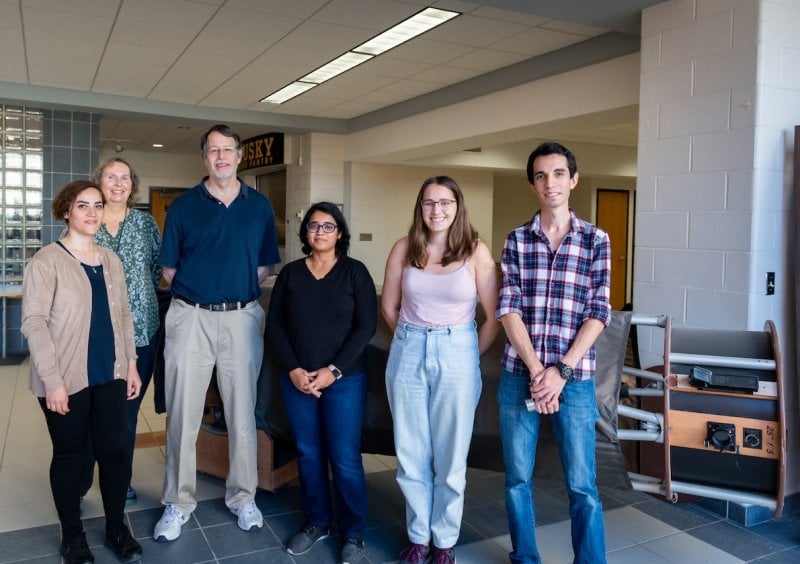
[399,261,477,326]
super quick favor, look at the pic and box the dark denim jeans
[498,370,606,564]
[280,369,368,539]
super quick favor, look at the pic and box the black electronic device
[689,366,759,394]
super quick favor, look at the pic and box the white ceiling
[0,0,662,157]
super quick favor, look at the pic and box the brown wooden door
[150,188,186,234]
[596,189,630,310]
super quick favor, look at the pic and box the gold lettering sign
[238,133,284,171]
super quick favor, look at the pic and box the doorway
[150,187,187,233]
[596,189,630,310]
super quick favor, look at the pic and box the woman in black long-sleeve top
[267,201,377,564]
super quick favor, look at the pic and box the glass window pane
[25,113,43,133]
[25,228,41,242]
[25,152,43,170]
[25,208,42,223]
[5,227,23,241]
[26,172,42,188]
[5,208,23,223]
[4,262,24,281]
[5,152,23,169]
[5,170,22,186]
[4,134,23,149]
[26,135,42,150]
[26,189,42,205]
[4,113,22,131]
[5,246,23,260]
[5,189,23,205]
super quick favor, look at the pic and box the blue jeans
[498,370,606,564]
[386,321,482,548]
[280,369,368,539]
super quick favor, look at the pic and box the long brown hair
[405,176,478,268]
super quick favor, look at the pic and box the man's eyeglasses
[307,221,338,233]
[420,199,456,211]
[206,146,238,158]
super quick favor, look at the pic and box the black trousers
[39,379,130,536]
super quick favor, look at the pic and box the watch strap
[328,364,343,380]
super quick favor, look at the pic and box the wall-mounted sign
[238,132,284,171]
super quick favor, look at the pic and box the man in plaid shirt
[496,142,611,564]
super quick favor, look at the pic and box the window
[1,106,43,284]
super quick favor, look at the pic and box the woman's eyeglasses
[307,221,338,233]
[420,199,456,211]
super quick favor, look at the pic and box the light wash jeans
[386,321,482,549]
[498,370,606,564]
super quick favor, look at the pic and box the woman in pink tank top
[381,176,500,564]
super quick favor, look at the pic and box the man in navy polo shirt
[154,124,280,542]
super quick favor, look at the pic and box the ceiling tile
[223,0,328,19]
[119,0,218,30]
[488,27,586,57]
[542,19,607,37]
[469,5,550,27]
[312,0,418,30]
[428,13,531,48]
[384,38,473,65]
[204,6,302,40]
[411,64,482,85]
[0,2,21,29]
[110,20,198,50]
[283,20,374,51]
[23,0,119,18]
[446,48,528,72]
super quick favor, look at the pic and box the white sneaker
[231,501,263,531]
[153,504,190,542]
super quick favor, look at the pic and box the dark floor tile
[219,545,297,562]
[366,490,404,528]
[750,545,800,562]
[462,500,509,538]
[126,505,200,540]
[633,498,722,531]
[457,519,488,545]
[465,472,506,505]
[0,524,60,562]
[194,497,238,527]
[599,484,653,506]
[687,520,784,561]
[255,484,303,516]
[266,509,308,548]
[532,489,571,525]
[598,489,626,511]
[135,528,215,562]
[749,517,800,549]
[203,521,281,558]
[362,521,411,563]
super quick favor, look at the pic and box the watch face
[558,362,574,382]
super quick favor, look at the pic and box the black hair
[299,201,351,256]
[526,141,578,183]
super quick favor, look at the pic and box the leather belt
[176,296,250,312]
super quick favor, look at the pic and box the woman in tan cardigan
[22,180,143,564]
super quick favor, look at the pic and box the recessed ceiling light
[152,143,164,148]
[260,6,460,105]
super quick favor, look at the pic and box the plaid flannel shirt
[496,210,611,380]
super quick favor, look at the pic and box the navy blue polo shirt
[160,178,281,304]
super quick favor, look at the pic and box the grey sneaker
[285,524,330,555]
[341,537,365,564]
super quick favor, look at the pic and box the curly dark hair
[299,201,350,256]
[52,180,104,223]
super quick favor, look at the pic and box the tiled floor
[1,358,799,563]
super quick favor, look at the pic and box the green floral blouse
[94,209,162,347]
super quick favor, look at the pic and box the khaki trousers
[161,298,265,514]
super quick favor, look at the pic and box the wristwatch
[328,365,343,381]
[556,361,575,383]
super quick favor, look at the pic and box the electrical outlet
[766,272,775,295]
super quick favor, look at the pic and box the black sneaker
[105,524,143,562]
[340,537,366,564]
[285,524,330,555]
[60,531,94,564]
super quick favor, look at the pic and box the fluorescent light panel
[260,6,459,105]
[354,7,459,56]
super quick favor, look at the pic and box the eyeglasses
[307,221,338,233]
[420,198,456,211]
[206,146,239,158]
